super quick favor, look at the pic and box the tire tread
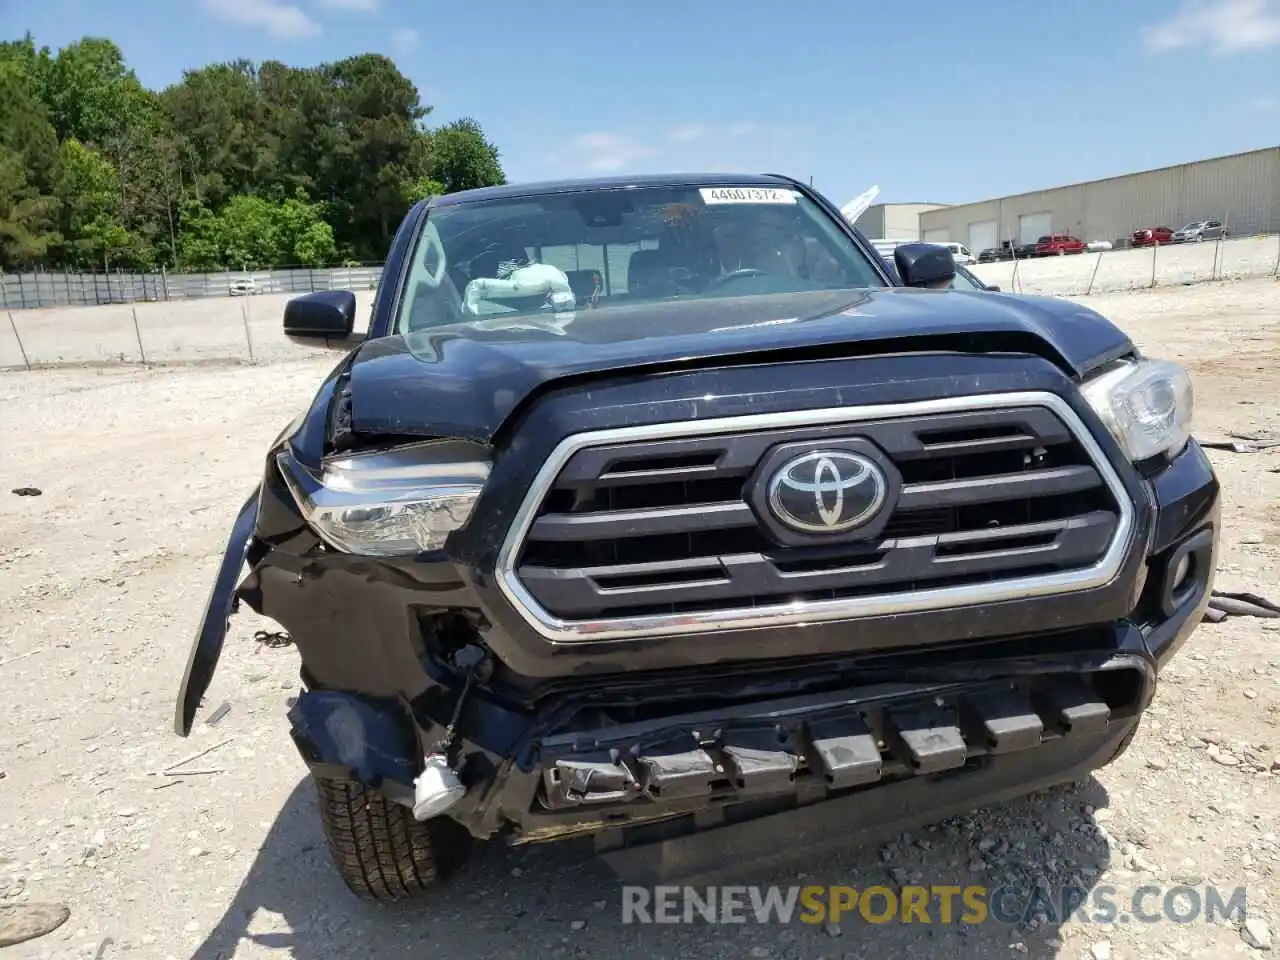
[314,776,466,901]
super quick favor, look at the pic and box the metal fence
[6,228,1280,312]
[0,264,384,310]
[967,231,1280,299]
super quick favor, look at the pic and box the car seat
[563,269,603,305]
[627,249,684,299]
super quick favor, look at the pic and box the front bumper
[600,699,1140,884]
[283,645,1166,863]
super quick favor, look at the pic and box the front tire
[314,775,471,901]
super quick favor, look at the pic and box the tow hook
[412,646,490,821]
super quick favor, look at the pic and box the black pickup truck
[176,173,1218,902]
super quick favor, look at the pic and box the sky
[4,0,1279,210]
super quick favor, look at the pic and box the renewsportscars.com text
[621,884,1247,927]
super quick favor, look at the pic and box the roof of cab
[429,172,803,206]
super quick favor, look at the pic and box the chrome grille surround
[495,391,1137,644]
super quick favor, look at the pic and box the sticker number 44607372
[699,187,799,205]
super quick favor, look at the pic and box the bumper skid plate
[537,668,1130,815]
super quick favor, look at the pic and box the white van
[941,242,975,265]
[869,239,975,266]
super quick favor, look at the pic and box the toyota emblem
[766,450,888,534]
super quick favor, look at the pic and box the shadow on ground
[192,777,1113,960]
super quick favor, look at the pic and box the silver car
[1172,219,1228,243]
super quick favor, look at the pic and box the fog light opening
[1156,527,1216,621]
[1171,553,1194,595]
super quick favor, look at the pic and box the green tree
[294,221,337,266]
[405,176,446,205]
[214,195,285,268]
[0,147,60,267]
[426,118,506,194]
[174,200,222,270]
[0,38,60,191]
[1,34,509,271]
[53,139,133,267]
[314,53,434,258]
[162,61,274,209]
[0,41,61,267]
[174,192,338,269]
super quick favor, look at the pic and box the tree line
[0,35,507,273]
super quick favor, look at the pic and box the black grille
[512,406,1122,621]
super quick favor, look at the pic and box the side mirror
[894,243,956,289]
[283,290,361,347]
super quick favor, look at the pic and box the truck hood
[346,287,1133,441]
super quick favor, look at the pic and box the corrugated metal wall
[918,147,1280,247]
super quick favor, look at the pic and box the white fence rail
[1,265,383,310]
[4,234,1279,372]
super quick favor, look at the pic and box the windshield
[1180,221,1204,231]
[396,185,888,333]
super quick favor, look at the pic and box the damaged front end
[174,335,1217,859]
[174,489,260,738]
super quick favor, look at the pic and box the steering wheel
[418,221,447,288]
[707,267,768,290]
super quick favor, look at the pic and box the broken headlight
[277,439,490,556]
[1080,359,1193,463]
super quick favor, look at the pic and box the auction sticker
[699,187,798,204]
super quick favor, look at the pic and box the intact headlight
[1079,359,1193,462]
[277,439,490,556]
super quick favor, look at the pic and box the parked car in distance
[1034,234,1087,257]
[1172,219,1228,243]
[1085,240,1114,252]
[1013,240,1039,259]
[977,246,1006,263]
[229,278,258,296]
[941,242,976,265]
[1131,227,1173,248]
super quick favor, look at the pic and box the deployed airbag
[463,263,575,317]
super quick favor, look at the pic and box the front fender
[173,489,261,736]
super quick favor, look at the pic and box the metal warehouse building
[915,146,1280,255]
[853,202,947,240]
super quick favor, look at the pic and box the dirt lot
[1,278,1278,960]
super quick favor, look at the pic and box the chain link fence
[968,226,1280,298]
[0,264,384,310]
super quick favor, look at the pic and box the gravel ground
[1,278,1278,960]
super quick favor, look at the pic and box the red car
[1131,227,1173,248]
[1034,234,1086,256]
